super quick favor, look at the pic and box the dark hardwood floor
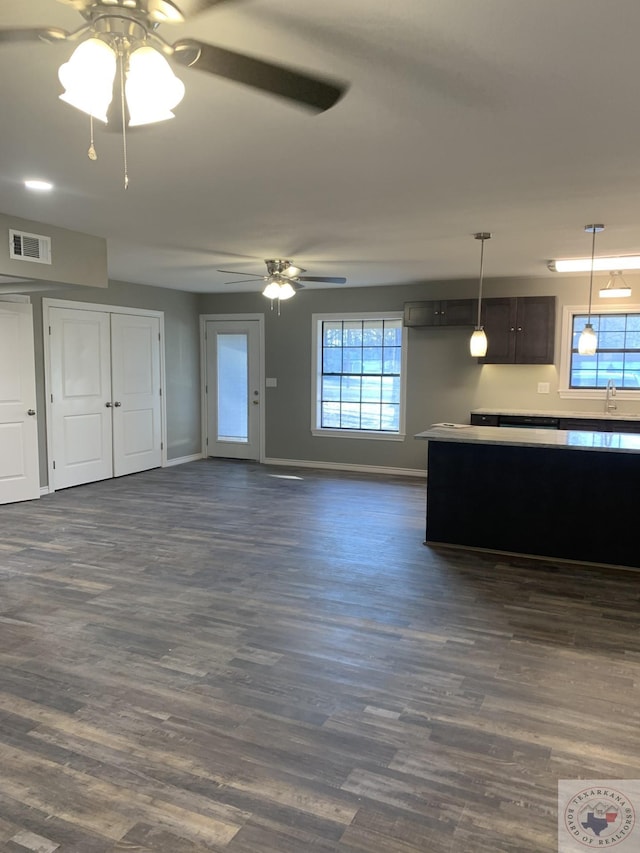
[0,459,639,852]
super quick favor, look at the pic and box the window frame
[311,311,408,440]
[558,303,640,400]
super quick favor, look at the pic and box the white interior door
[205,320,262,460]
[0,301,40,504]
[50,307,113,489]
[111,313,162,477]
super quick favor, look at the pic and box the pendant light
[578,224,604,356]
[470,232,491,358]
[599,270,631,299]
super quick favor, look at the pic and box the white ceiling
[2,0,640,294]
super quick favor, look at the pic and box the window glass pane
[362,376,382,401]
[360,404,381,430]
[341,375,361,402]
[217,334,248,442]
[384,322,403,346]
[340,403,361,429]
[383,347,401,374]
[381,404,400,431]
[342,347,363,373]
[321,402,341,428]
[363,320,383,345]
[598,331,625,349]
[323,347,342,373]
[322,375,341,401]
[625,331,640,349]
[343,321,362,346]
[381,376,400,403]
[323,321,342,347]
[598,315,625,331]
[362,347,382,374]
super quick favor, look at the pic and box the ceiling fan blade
[297,276,347,284]
[174,0,242,16]
[224,277,264,284]
[216,268,262,276]
[171,39,347,113]
[0,27,69,44]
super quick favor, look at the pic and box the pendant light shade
[470,232,491,358]
[58,38,116,123]
[577,224,604,357]
[599,270,631,299]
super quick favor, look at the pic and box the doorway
[44,299,165,491]
[201,316,264,461]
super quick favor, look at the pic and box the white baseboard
[165,453,203,467]
[263,457,426,478]
[39,485,52,496]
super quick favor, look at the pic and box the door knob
[114,401,122,407]
[105,402,113,408]
[27,409,36,416]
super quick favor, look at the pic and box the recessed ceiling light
[24,179,53,192]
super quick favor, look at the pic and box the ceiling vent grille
[9,229,52,265]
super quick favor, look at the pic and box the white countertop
[471,407,640,421]
[415,424,640,453]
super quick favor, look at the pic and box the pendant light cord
[476,236,485,329]
[586,225,597,324]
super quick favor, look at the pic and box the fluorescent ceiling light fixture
[24,179,53,191]
[549,255,640,272]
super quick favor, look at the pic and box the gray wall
[199,272,640,472]
[31,279,201,486]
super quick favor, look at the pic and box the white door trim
[199,313,265,463]
[43,298,167,492]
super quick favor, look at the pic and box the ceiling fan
[218,258,347,308]
[0,0,348,115]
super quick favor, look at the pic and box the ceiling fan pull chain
[118,44,129,190]
[88,115,97,162]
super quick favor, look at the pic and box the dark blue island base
[426,439,640,570]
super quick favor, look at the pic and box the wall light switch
[266,377,277,388]
[537,382,550,394]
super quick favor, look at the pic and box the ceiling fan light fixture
[126,45,185,126]
[58,37,116,123]
[262,280,282,300]
[278,281,296,300]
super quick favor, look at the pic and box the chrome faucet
[605,379,617,413]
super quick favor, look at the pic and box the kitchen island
[416,425,640,569]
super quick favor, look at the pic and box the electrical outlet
[537,382,550,394]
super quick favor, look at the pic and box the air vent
[9,229,52,265]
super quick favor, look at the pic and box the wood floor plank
[0,459,639,851]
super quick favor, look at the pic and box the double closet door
[48,306,163,491]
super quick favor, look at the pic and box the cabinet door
[515,296,555,364]
[558,418,609,432]
[403,301,442,327]
[440,299,475,326]
[479,298,517,363]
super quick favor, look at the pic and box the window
[560,305,640,398]
[312,312,407,438]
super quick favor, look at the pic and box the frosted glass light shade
[578,322,597,355]
[58,38,116,122]
[277,281,296,300]
[126,45,185,126]
[470,328,488,357]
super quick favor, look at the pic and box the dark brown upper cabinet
[479,296,556,364]
[403,299,476,328]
